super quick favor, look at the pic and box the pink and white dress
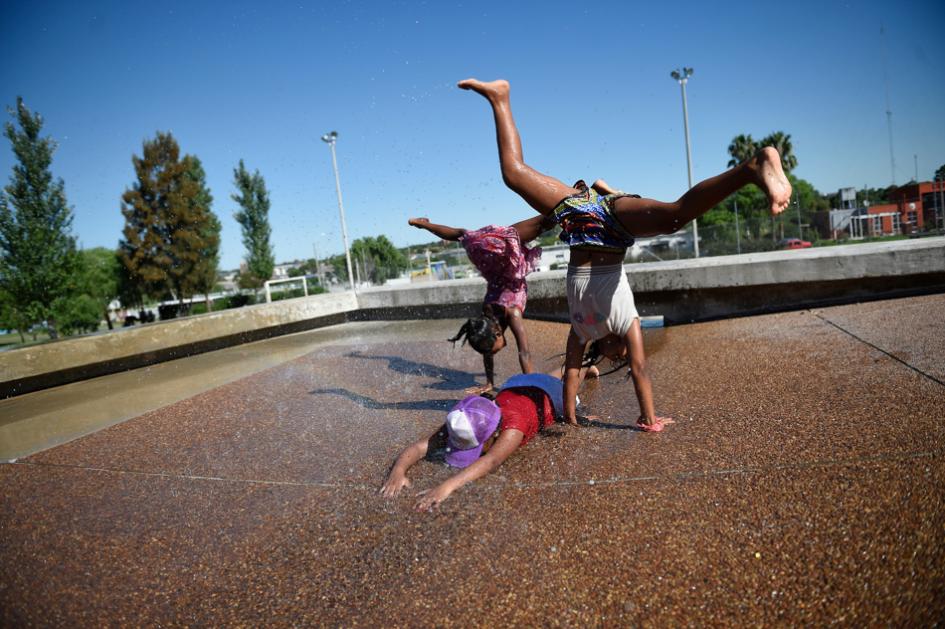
[459,225,541,312]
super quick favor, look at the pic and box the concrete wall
[1,292,359,398]
[2,238,943,398]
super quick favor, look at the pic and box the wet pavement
[2,295,944,626]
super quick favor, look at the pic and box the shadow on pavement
[345,350,480,391]
[310,387,454,411]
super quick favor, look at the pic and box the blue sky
[2,0,943,269]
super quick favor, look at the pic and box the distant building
[828,180,945,238]
[537,244,570,271]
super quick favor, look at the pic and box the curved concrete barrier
[2,238,943,398]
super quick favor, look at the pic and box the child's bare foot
[457,78,510,102]
[591,179,622,196]
[408,217,430,228]
[750,147,792,215]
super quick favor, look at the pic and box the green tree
[116,258,144,311]
[350,235,409,284]
[727,134,758,168]
[935,164,945,181]
[68,247,120,331]
[119,132,217,306]
[53,293,101,336]
[0,287,30,342]
[232,160,274,290]
[184,157,220,310]
[0,97,77,339]
[328,253,349,284]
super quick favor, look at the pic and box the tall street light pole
[321,131,355,292]
[671,67,699,258]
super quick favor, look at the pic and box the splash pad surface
[2,295,944,625]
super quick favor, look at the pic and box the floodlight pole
[671,67,699,258]
[321,131,355,292]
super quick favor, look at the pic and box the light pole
[796,194,803,240]
[321,131,355,292]
[671,67,699,258]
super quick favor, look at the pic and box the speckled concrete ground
[2,295,944,626]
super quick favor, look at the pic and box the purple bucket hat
[444,395,502,468]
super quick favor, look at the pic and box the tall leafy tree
[0,287,30,342]
[727,134,758,168]
[0,97,77,339]
[183,157,220,310]
[119,132,217,306]
[232,160,274,289]
[67,247,120,331]
[350,235,409,284]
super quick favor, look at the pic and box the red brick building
[865,180,945,235]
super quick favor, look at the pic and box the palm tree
[727,134,758,168]
[759,131,798,173]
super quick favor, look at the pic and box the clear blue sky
[2,0,943,269]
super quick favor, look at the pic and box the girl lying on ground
[458,78,792,431]
[408,214,553,394]
[380,369,594,511]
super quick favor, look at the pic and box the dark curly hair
[448,315,498,355]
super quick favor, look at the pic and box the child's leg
[407,217,466,241]
[458,79,579,215]
[611,147,792,237]
[561,328,587,425]
[623,319,658,425]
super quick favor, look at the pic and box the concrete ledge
[1,238,943,398]
[1,292,359,398]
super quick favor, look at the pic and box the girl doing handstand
[408,214,553,394]
[458,78,792,431]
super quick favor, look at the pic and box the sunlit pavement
[2,295,943,625]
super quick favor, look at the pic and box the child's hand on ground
[380,473,411,498]
[464,383,494,396]
[408,217,430,228]
[415,484,454,512]
[570,414,600,426]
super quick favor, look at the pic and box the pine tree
[0,97,77,339]
[232,160,274,289]
[119,132,218,307]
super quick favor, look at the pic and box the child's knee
[501,162,529,189]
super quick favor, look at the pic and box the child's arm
[562,328,586,425]
[510,214,555,242]
[407,217,466,241]
[380,428,443,498]
[505,307,533,375]
[414,429,525,511]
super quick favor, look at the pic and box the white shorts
[566,264,639,344]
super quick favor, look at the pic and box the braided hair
[448,316,498,355]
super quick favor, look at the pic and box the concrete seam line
[8,448,939,491]
[813,313,945,388]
